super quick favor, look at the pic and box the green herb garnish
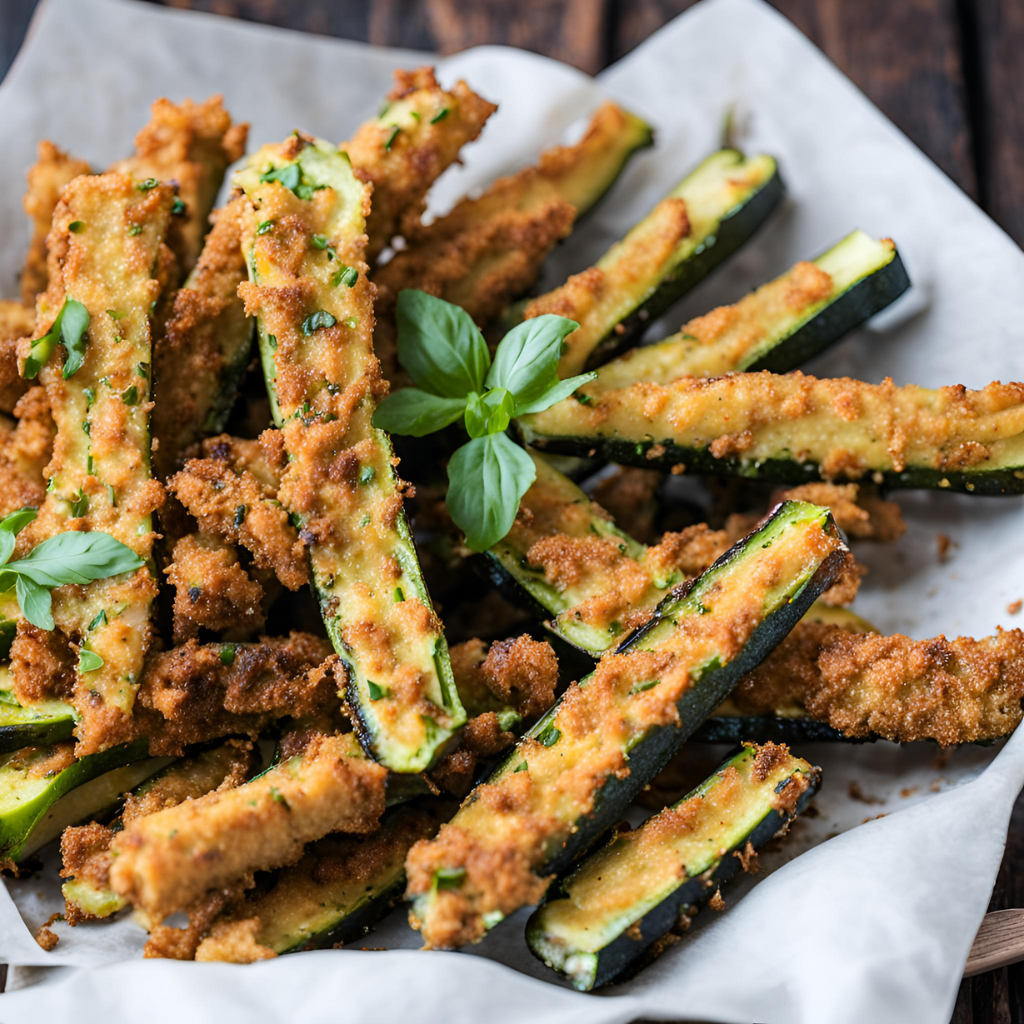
[371,291,591,550]
[0,509,144,630]
[23,297,91,380]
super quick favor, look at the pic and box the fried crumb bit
[624,921,643,942]
[900,786,919,798]
[708,888,726,911]
[937,533,957,563]
[930,778,948,793]
[932,748,954,771]
[670,463,686,475]
[35,913,62,950]
[848,781,884,805]
[734,840,760,875]
[1008,599,1022,616]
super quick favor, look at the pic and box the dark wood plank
[0,0,41,80]
[609,0,977,199]
[141,0,371,44]
[964,0,1024,249]
[371,0,608,73]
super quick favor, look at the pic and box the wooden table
[1,1,1022,1019]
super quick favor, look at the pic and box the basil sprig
[23,297,91,381]
[372,290,594,551]
[0,508,144,630]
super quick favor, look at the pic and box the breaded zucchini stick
[112,95,247,276]
[519,370,1024,494]
[732,622,1024,745]
[151,198,252,476]
[235,135,464,773]
[21,141,92,305]
[405,501,848,948]
[61,740,257,923]
[0,387,55,516]
[14,174,174,754]
[0,301,39,415]
[195,802,446,962]
[108,732,386,922]
[372,101,653,381]
[345,66,496,261]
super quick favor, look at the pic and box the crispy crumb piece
[1008,599,1022,616]
[708,889,726,911]
[937,533,957,563]
[35,913,62,951]
[848,782,884,805]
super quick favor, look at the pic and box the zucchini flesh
[516,149,784,377]
[406,500,847,948]
[22,174,174,751]
[195,802,446,961]
[235,137,464,773]
[591,230,909,386]
[0,739,161,864]
[519,371,1024,495]
[526,743,819,990]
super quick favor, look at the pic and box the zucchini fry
[514,149,783,377]
[520,370,1024,494]
[61,740,257,923]
[108,732,386,922]
[406,501,848,948]
[730,620,1024,745]
[345,67,496,261]
[195,801,447,961]
[15,173,175,755]
[112,95,248,277]
[372,101,653,381]
[592,231,909,386]
[527,743,819,990]
[235,136,464,773]
[152,198,252,477]
[21,141,92,305]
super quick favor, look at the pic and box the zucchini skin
[522,432,1024,496]
[527,746,819,990]
[0,739,150,864]
[692,714,855,744]
[0,712,76,753]
[745,245,909,374]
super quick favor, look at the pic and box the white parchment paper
[0,0,1023,1020]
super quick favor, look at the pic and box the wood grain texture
[609,0,977,196]
[967,0,1024,245]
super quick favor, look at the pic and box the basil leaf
[372,389,466,437]
[0,507,37,539]
[79,649,104,672]
[513,371,597,416]
[260,163,301,193]
[464,388,515,439]
[485,314,578,406]
[59,299,91,378]
[446,434,536,551]
[7,531,144,588]
[396,290,489,398]
[23,304,66,380]
[0,532,13,569]
[16,575,53,630]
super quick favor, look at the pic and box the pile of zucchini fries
[0,63,1020,993]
